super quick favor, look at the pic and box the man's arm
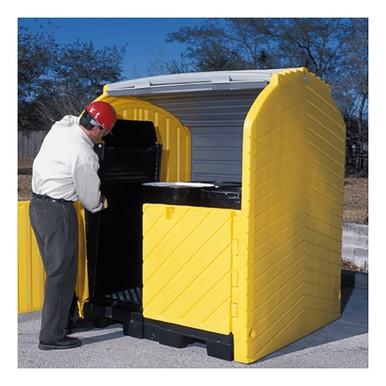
[73,162,105,213]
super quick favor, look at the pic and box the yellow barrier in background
[18,201,88,315]
[18,201,45,313]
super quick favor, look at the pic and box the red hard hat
[85,101,117,133]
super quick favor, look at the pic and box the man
[29,101,117,350]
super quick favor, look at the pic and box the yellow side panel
[235,68,346,363]
[18,201,88,314]
[143,204,236,334]
[97,93,191,182]
[18,201,45,313]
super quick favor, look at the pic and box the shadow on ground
[257,285,368,363]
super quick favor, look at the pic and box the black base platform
[124,314,234,361]
[83,302,234,361]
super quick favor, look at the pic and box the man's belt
[32,192,73,204]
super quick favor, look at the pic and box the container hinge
[232,271,238,288]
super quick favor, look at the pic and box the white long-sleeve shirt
[31,115,104,213]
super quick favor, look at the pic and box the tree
[18,26,58,130]
[18,26,58,100]
[164,18,368,175]
[36,39,127,124]
[18,26,127,131]
[165,20,251,71]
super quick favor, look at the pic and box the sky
[18,18,209,79]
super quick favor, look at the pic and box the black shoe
[39,336,82,351]
[64,319,95,335]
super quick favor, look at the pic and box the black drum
[142,181,241,209]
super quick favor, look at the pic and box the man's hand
[100,195,108,210]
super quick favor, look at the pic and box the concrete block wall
[342,223,368,271]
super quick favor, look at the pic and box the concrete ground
[18,286,367,368]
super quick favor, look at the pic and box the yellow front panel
[143,204,235,334]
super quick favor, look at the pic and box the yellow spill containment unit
[18,67,345,364]
[138,68,345,363]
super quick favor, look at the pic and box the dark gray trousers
[29,198,78,342]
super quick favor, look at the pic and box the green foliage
[165,18,368,111]
[166,21,251,71]
[165,18,368,175]
[18,26,58,101]
[18,26,126,131]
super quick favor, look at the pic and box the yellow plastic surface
[142,204,240,334]
[97,91,191,182]
[18,201,45,313]
[233,68,346,363]
[18,201,89,315]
